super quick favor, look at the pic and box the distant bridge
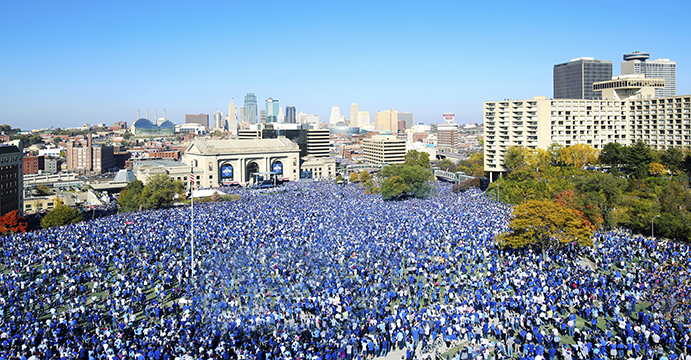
[434,169,475,183]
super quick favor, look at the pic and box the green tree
[0,124,11,133]
[380,176,411,200]
[41,205,83,228]
[335,175,345,184]
[600,142,629,171]
[661,147,684,174]
[627,140,653,177]
[497,200,594,255]
[117,176,184,212]
[573,172,627,228]
[349,172,359,183]
[502,146,526,173]
[52,136,62,146]
[457,152,485,176]
[404,150,431,168]
[359,170,371,183]
[123,132,132,140]
[438,158,457,172]
[379,165,435,199]
[118,180,145,212]
[29,134,42,145]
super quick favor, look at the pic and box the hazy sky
[2,0,690,130]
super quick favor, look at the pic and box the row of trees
[491,141,691,241]
[503,140,690,179]
[117,175,185,212]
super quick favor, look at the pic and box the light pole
[652,214,661,238]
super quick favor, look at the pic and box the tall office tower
[214,111,224,131]
[438,113,460,153]
[358,111,371,129]
[185,114,210,129]
[285,106,296,124]
[554,57,612,99]
[260,110,267,124]
[297,112,307,124]
[374,108,399,133]
[226,99,238,134]
[621,51,676,97]
[244,92,258,124]
[329,105,342,125]
[266,98,279,123]
[277,107,285,123]
[350,103,359,126]
[239,106,245,123]
[398,112,414,130]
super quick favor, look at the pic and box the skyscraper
[358,111,371,129]
[350,103,359,126]
[214,111,224,131]
[621,51,676,97]
[277,107,285,123]
[260,110,266,124]
[285,106,296,124]
[244,92,258,124]
[226,99,238,134]
[554,57,612,99]
[329,105,341,125]
[374,109,399,133]
[265,98,279,123]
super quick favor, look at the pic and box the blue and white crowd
[1,182,690,360]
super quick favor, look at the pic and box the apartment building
[484,93,691,177]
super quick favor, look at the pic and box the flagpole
[190,166,195,279]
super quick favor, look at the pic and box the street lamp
[652,214,661,238]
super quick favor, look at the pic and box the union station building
[181,137,301,187]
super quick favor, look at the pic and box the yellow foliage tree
[525,148,551,173]
[648,162,667,176]
[557,144,599,168]
[497,200,594,255]
[349,172,359,183]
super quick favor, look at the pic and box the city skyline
[1,1,691,130]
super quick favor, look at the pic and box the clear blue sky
[2,0,690,130]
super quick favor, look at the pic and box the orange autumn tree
[0,210,29,234]
[498,200,594,256]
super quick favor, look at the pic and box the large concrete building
[244,92,258,124]
[182,137,301,187]
[0,142,23,216]
[362,136,406,165]
[484,91,691,178]
[621,51,676,98]
[185,114,209,129]
[554,57,612,100]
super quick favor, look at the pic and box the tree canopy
[497,200,594,251]
[0,210,29,234]
[379,164,435,200]
[117,175,185,212]
[404,150,431,168]
[41,205,83,228]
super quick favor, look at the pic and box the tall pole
[190,166,195,277]
[652,214,660,238]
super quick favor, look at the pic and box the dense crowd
[0,181,690,360]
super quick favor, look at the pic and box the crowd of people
[0,181,690,360]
